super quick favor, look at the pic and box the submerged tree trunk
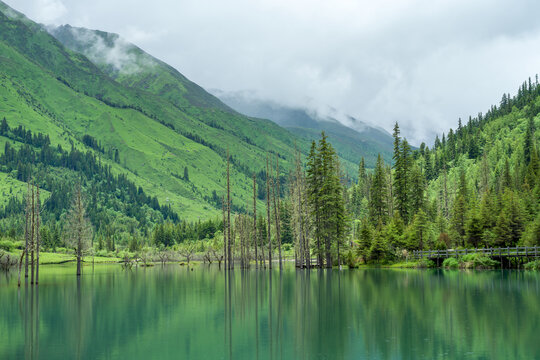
[253,173,258,270]
[30,185,35,284]
[76,187,83,277]
[274,155,282,270]
[35,185,40,285]
[222,195,227,271]
[227,149,233,270]
[17,250,26,287]
[25,182,30,278]
[266,156,272,269]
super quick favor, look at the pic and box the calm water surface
[0,264,539,359]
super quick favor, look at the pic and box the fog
[6,0,540,144]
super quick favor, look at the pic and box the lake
[0,264,539,359]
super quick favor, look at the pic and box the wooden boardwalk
[413,246,540,267]
[413,246,540,260]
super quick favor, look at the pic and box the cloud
[32,0,66,24]
[56,26,156,75]
[5,0,540,144]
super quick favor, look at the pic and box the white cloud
[4,0,540,144]
[33,0,66,24]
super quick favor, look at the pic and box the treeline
[347,79,540,263]
[152,219,223,247]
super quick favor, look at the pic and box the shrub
[416,258,436,268]
[442,257,460,269]
[0,240,16,252]
[460,253,499,269]
[95,249,110,258]
[0,250,18,271]
[344,250,358,268]
[524,260,540,270]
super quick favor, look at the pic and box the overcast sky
[6,0,540,145]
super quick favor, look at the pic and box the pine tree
[409,164,425,214]
[408,209,428,250]
[369,226,389,263]
[356,220,372,261]
[369,154,388,226]
[524,117,536,164]
[466,204,483,248]
[451,169,468,247]
[393,123,412,222]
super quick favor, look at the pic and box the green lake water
[0,264,539,359]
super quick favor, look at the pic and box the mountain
[47,24,365,176]
[213,91,394,168]
[0,1,366,240]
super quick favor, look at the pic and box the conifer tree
[451,169,468,247]
[369,154,388,226]
[369,226,389,263]
[356,220,372,261]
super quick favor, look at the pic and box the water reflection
[1,267,540,359]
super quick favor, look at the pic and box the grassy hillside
[48,25,362,175]
[0,1,362,233]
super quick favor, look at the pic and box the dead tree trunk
[30,184,35,284]
[222,195,227,271]
[266,156,272,269]
[76,188,83,277]
[35,185,40,285]
[226,148,233,270]
[25,182,30,278]
[272,176,282,269]
[274,155,283,269]
[253,173,258,270]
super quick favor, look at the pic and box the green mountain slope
[47,25,360,175]
[0,1,364,234]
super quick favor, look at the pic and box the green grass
[8,249,121,264]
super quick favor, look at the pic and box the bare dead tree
[266,156,272,269]
[157,249,170,265]
[227,148,233,270]
[30,184,35,284]
[222,195,227,270]
[203,249,213,264]
[179,242,196,266]
[210,247,224,268]
[273,155,282,269]
[253,173,258,269]
[35,185,40,285]
[24,182,30,278]
[65,184,93,276]
[291,147,310,268]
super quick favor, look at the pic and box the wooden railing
[412,246,540,259]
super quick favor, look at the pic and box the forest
[0,76,539,271]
